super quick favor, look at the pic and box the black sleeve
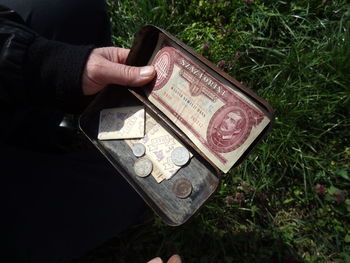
[0,5,94,112]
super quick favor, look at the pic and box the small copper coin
[172,178,192,199]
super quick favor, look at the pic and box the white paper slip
[98,106,145,140]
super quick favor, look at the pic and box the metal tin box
[79,25,273,226]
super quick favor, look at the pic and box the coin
[134,158,153,177]
[171,146,190,166]
[132,143,146,157]
[172,178,192,198]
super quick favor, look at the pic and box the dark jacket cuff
[26,37,94,112]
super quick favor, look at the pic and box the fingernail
[169,255,182,263]
[174,255,182,263]
[147,257,163,263]
[140,66,155,77]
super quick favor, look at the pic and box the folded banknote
[145,33,271,173]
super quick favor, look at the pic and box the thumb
[102,60,156,87]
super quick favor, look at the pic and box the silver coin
[172,178,192,199]
[134,158,153,177]
[171,146,190,166]
[132,143,146,157]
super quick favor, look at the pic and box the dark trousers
[0,1,146,262]
[1,0,112,46]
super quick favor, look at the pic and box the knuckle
[87,61,103,80]
[121,65,138,86]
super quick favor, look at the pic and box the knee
[24,0,111,45]
[32,0,108,27]
[32,0,108,17]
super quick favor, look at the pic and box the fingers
[82,47,156,95]
[115,47,130,64]
[146,254,181,263]
[167,255,182,263]
[102,59,156,87]
[147,257,163,263]
[96,47,130,64]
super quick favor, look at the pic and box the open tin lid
[79,25,273,226]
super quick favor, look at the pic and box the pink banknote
[146,34,271,173]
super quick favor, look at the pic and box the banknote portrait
[207,105,249,153]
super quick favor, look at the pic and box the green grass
[76,1,350,262]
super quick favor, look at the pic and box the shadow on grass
[73,209,303,263]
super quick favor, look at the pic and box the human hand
[82,47,156,95]
[147,254,182,263]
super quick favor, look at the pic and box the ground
[75,1,350,262]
